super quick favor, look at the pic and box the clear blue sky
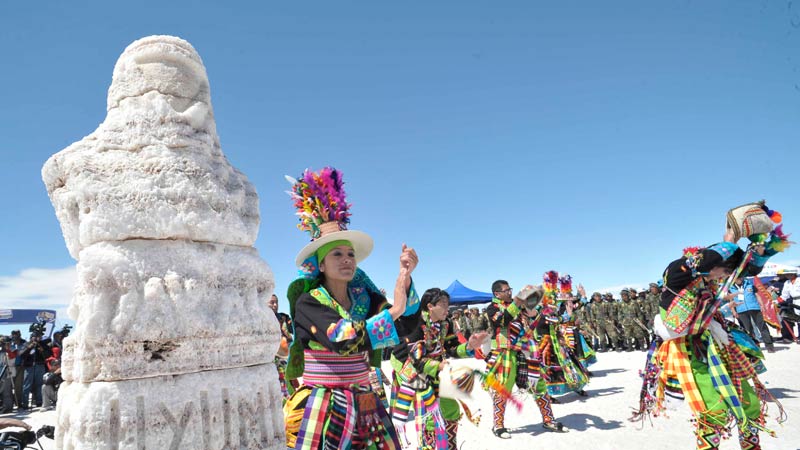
[1,1,799,327]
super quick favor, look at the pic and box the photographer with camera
[19,323,50,410]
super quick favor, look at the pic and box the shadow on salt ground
[0,410,36,420]
[770,345,798,353]
[764,387,799,400]
[550,386,625,405]
[587,368,627,377]
[513,413,624,436]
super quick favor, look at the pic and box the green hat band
[316,240,353,263]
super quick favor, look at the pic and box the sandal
[542,421,567,433]
[492,428,511,439]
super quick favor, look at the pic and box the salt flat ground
[4,342,799,450]
[445,342,800,450]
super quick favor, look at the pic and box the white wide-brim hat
[294,227,374,267]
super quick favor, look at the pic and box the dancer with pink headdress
[282,167,422,450]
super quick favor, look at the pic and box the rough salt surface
[57,365,284,450]
[42,35,258,259]
[62,239,278,383]
[44,35,284,450]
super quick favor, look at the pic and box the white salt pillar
[42,35,284,450]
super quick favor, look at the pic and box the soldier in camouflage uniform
[452,308,471,339]
[468,307,488,333]
[573,301,593,346]
[635,290,651,344]
[587,292,604,350]
[596,292,621,352]
[629,288,639,303]
[619,288,648,351]
[645,282,661,331]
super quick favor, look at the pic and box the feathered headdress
[558,274,573,299]
[748,203,792,254]
[542,270,559,306]
[286,167,351,239]
[285,167,374,269]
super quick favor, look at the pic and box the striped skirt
[285,350,400,450]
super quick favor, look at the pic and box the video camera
[59,324,73,338]
[29,321,47,338]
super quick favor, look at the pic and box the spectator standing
[586,292,603,350]
[779,268,800,342]
[8,330,25,409]
[0,339,13,413]
[451,309,470,341]
[267,294,297,397]
[730,277,775,352]
[597,293,621,352]
[50,332,64,350]
[468,308,487,333]
[644,283,661,330]
[20,330,50,409]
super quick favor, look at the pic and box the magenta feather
[287,167,352,236]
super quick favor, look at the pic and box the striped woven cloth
[302,350,371,387]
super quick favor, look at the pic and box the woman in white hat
[283,167,421,450]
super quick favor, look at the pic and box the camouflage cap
[649,282,659,288]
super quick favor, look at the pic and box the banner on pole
[752,277,781,329]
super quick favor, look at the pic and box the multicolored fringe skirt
[631,322,786,445]
[538,330,590,396]
[390,378,449,450]
[562,325,597,368]
[285,350,400,450]
[483,347,520,394]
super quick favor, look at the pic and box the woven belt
[302,349,371,387]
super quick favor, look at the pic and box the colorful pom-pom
[682,246,702,258]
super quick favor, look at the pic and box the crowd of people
[0,324,67,414]
[448,271,800,356]
[5,165,794,449]
[271,168,793,450]
[270,268,798,448]
[449,286,662,353]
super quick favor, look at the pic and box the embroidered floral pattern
[366,309,399,348]
[371,317,393,341]
[299,256,320,277]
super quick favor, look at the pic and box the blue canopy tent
[445,280,493,305]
